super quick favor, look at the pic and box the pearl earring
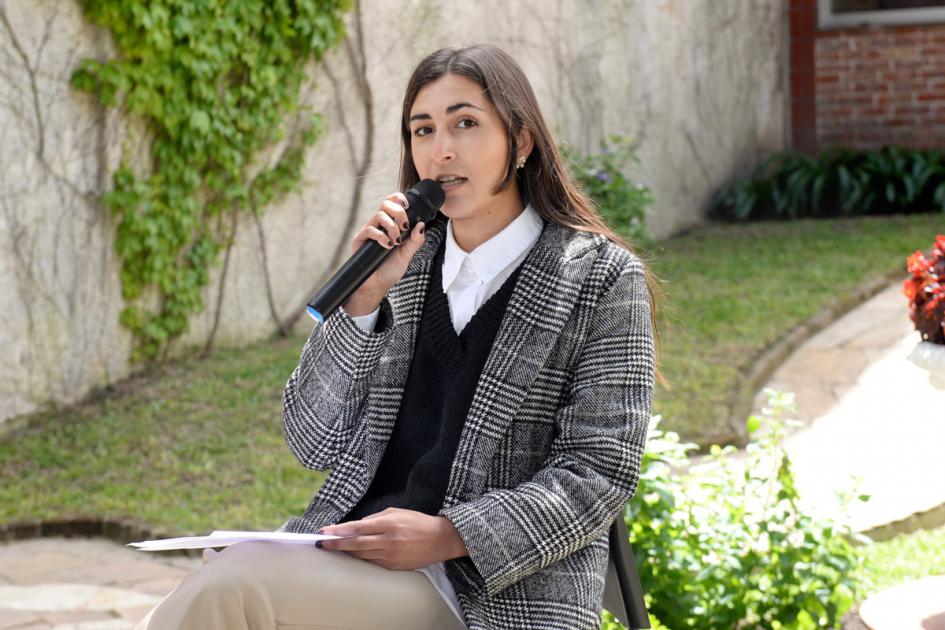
[516,155,527,169]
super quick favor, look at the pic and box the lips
[436,175,467,189]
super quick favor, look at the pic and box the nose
[431,129,455,164]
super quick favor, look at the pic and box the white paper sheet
[128,530,348,551]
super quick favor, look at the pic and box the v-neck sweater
[342,241,524,522]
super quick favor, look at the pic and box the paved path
[752,281,945,535]
[751,280,945,629]
[0,281,942,629]
[0,538,199,629]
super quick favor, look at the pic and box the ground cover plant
[601,398,945,630]
[857,524,945,594]
[605,390,864,630]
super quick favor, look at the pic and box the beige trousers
[135,541,468,630]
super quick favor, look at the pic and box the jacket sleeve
[439,256,655,597]
[283,301,395,471]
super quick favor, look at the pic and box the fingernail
[315,541,323,549]
[387,239,394,247]
[402,221,409,230]
[395,237,401,244]
[315,529,324,534]
[419,226,424,235]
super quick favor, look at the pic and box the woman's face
[408,73,524,224]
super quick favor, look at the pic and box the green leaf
[73,0,350,359]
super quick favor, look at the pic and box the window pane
[833,0,945,11]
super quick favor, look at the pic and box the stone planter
[908,340,945,390]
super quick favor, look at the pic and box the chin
[439,203,471,220]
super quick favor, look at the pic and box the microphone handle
[306,182,442,324]
[305,226,408,324]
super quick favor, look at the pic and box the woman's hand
[342,193,427,317]
[316,507,468,570]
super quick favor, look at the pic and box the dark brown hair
[399,44,667,388]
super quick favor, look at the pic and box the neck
[452,202,525,252]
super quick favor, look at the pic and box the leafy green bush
[563,135,654,246]
[711,146,945,221]
[609,390,865,629]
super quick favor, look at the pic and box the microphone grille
[411,179,446,213]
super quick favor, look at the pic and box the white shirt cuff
[350,307,380,333]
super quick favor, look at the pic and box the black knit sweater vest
[342,241,523,522]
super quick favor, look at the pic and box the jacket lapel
[358,216,603,502]
[442,221,603,505]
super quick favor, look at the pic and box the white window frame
[818,0,945,29]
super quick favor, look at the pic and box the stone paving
[751,280,945,629]
[0,280,943,629]
[0,538,199,629]
[752,281,945,535]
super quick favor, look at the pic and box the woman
[138,44,660,630]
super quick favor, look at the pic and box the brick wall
[790,0,818,153]
[815,24,945,150]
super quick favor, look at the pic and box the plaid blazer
[281,215,655,630]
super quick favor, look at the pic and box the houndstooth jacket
[280,214,655,630]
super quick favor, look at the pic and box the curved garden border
[0,517,200,558]
[719,266,908,451]
[722,266,945,541]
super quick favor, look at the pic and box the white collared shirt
[351,203,543,335]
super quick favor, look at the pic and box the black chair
[602,516,650,629]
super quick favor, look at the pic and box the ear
[515,126,535,162]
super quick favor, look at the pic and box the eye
[457,118,478,129]
[413,126,432,137]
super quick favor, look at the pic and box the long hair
[399,45,667,389]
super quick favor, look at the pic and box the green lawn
[644,213,943,443]
[0,337,320,533]
[858,524,945,595]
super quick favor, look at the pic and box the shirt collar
[442,203,544,289]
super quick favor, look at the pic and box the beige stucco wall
[0,0,786,425]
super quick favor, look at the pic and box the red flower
[905,235,945,345]
[907,251,930,275]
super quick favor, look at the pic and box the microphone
[306,179,445,324]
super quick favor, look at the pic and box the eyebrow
[408,102,484,123]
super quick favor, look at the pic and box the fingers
[376,201,405,244]
[319,517,386,537]
[396,222,426,259]
[379,194,410,239]
[353,224,395,251]
[319,533,387,553]
[350,194,411,253]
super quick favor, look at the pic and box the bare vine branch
[282,0,374,330]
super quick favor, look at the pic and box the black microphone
[306,179,445,324]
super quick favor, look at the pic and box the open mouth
[437,176,467,190]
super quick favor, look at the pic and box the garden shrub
[711,146,945,221]
[604,390,867,630]
[563,134,653,247]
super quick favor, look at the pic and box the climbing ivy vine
[72,0,349,360]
